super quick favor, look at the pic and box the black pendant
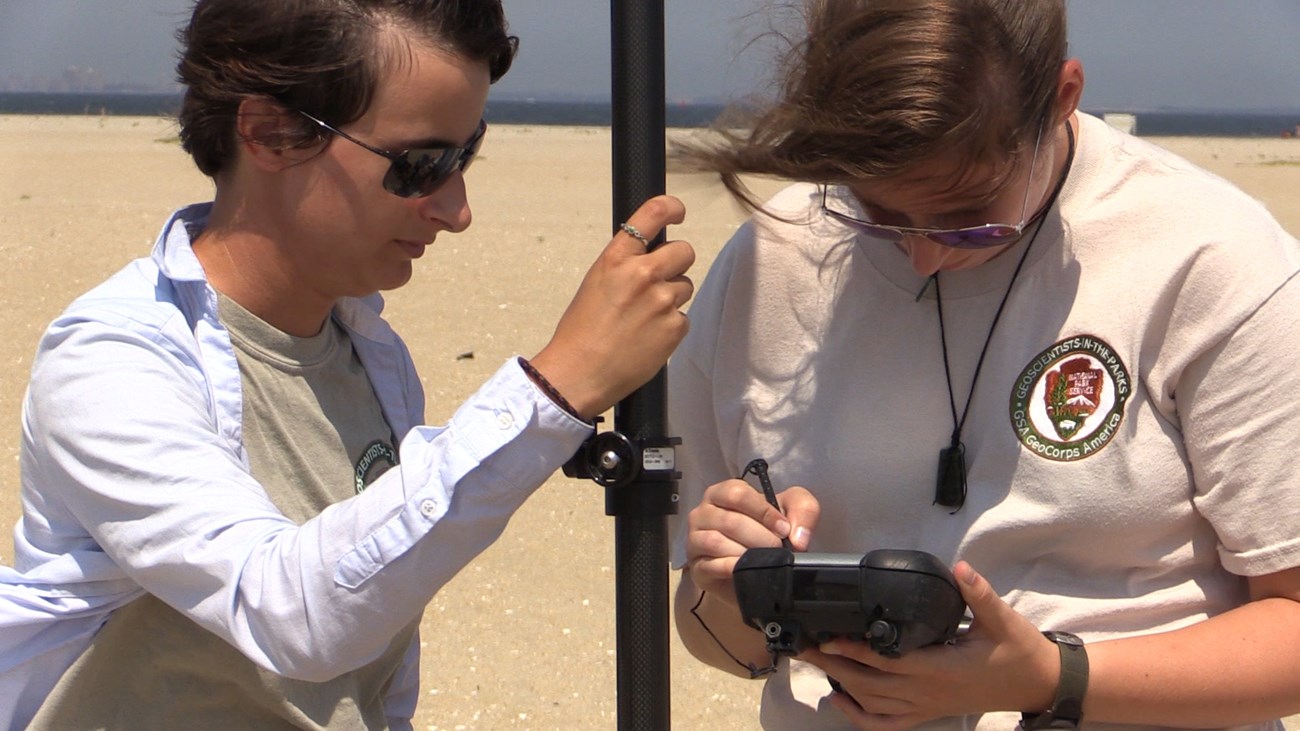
[934,441,967,510]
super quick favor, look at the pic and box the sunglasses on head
[298,110,486,198]
[820,122,1045,250]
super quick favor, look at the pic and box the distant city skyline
[0,66,156,95]
[0,1,1297,112]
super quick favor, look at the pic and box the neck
[195,191,334,337]
[1038,113,1078,218]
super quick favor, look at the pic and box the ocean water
[0,92,729,129]
[0,92,1297,137]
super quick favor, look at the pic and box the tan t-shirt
[27,294,411,730]
[222,292,398,510]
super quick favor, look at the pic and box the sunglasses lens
[460,124,485,172]
[853,222,906,243]
[823,187,1025,249]
[383,149,460,198]
[383,123,486,198]
[823,207,904,242]
[928,225,1020,249]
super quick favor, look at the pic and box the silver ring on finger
[619,222,650,249]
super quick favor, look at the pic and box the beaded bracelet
[517,356,584,420]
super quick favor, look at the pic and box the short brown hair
[682,0,1067,207]
[175,0,518,178]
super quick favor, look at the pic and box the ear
[1053,59,1085,125]
[234,97,323,172]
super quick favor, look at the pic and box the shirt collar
[151,202,213,283]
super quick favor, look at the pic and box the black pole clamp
[564,421,681,514]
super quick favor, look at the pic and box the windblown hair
[175,0,518,178]
[683,0,1067,208]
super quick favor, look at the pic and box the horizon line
[1,89,1297,117]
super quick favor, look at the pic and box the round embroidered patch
[1009,335,1132,462]
[354,439,398,494]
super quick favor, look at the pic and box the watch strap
[1020,631,1089,730]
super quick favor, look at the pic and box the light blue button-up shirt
[0,204,591,729]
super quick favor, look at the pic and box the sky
[0,0,1297,112]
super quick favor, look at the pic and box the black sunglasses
[298,111,486,198]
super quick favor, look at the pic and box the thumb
[953,561,1017,638]
[776,486,820,551]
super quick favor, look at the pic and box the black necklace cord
[935,235,1036,446]
[933,232,1036,511]
[933,120,1076,511]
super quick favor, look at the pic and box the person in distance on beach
[670,0,1300,729]
[0,0,694,728]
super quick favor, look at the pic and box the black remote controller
[733,547,966,658]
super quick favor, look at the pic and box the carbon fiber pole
[610,1,672,729]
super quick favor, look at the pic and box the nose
[416,171,473,233]
[901,234,952,277]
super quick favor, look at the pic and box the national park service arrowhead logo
[1009,335,1132,462]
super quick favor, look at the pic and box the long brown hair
[175,0,518,178]
[681,0,1067,209]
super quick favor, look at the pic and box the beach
[1,114,1298,730]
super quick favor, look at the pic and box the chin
[344,265,413,297]
[378,265,416,292]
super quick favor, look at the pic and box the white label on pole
[642,447,676,471]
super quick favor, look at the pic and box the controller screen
[792,568,859,603]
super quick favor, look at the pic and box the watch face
[1046,631,1084,648]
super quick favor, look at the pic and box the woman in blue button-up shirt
[0,1,695,728]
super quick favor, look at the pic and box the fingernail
[958,562,979,586]
[820,642,841,656]
[792,526,810,548]
[775,519,791,537]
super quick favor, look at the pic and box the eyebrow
[871,165,1016,213]
[858,183,1003,219]
[388,122,484,152]
[937,170,1016,209]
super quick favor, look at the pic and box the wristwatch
[1020,631,1089,730]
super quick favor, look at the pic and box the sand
[1,115,1297,730]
